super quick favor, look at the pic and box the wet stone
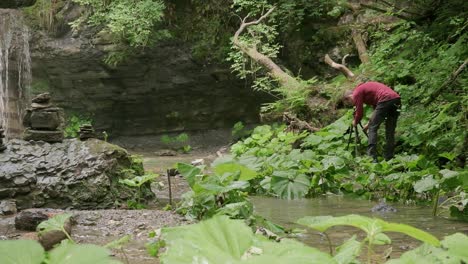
[15,210,49,231]
[30,110,61,130]
[31,92,51,104]
[0,200,17,215]
[23,93,64,143]
[23,129,64,143]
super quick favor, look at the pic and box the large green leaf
[176,163,202,188]
[413,175,438,193]
[441,233,468,261]
[386,244,448,264]
[200,180,249,193]
[333,236,362,264]
[214,163,257,181]
[0,240,45,264]
[270,171,310,199]
[297,215,440,246]
[37,213,72,235]
[387,233,468,264]
[119,173,158,187]
[48,242,121,264]
[161,215,336,264]
[161,215,255,263]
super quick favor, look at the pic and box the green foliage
[119,173,158,209]
[175,162,253,220]
[0,240,45,264]
[24,0,67,34]
[232,121,252,141]
[160,133,192,153]
[71,0,170,65]
[64,115,92,138]
[159,214,468,264]
[37,213,74,242]
[297,215,440,246]
[160,215,334,263]
[387,233,468,264]
[366,13,468,159]
[228,115,467,209]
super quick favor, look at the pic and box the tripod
[345,122,368,156]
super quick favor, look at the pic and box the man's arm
[353,92,364,126]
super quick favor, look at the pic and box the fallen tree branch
[283,112,319,132]
[324,54,355,79]
[233,7,302,90]
[342,54,350,66]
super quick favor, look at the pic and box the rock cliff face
[26,3,268,137]
[0,0,36,8]
[0,138,153,209]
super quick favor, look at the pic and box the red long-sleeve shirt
[353,82,400,123]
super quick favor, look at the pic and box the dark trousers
[367,98,401,160]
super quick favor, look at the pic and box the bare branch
[234,7,276,43]
[324,54,355,79]
[342,54,350,66]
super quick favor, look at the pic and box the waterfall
[0,9,31,140]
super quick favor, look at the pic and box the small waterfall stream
[0,9,31,140]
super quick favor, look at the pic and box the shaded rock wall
[0,138,153,209]
[0,0,36,8]
[26,2,269,137]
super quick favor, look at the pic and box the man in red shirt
[343,81,401,161]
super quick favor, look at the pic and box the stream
[1,144,467,263]
[251,196,468,260]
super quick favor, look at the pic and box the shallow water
[251,195,468,261]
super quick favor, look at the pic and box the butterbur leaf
[270,171,310,199]
[441,233,468,261]
[214,163,257,181]
[37,213,72,235]
[48,243,121,264]
[333,235,361,264]
[413,175,438,193]
[176,163,202,188]
[297,215,440,246]
[386,244,446,264]
[161,215,336,264]
[0,240,45,264]
[439,169,459,179]
[373,233,392,245]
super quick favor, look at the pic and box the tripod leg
[354,126,359,156]
[346,126,353,150]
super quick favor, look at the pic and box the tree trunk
[352,29,370,64]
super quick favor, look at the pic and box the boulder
[0,139,154,209]
[15,210,49,231]
[0,199,17,215]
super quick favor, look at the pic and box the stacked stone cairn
[0,125,6,152]
[23,93,64,142]
[79,124,96,140]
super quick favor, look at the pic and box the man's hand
[352,120,358,127]
[363,123,369,133]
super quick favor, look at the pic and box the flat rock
[23,129,64,143]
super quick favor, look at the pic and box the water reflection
[252,195,468,259]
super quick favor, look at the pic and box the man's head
[342,89,354,106]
